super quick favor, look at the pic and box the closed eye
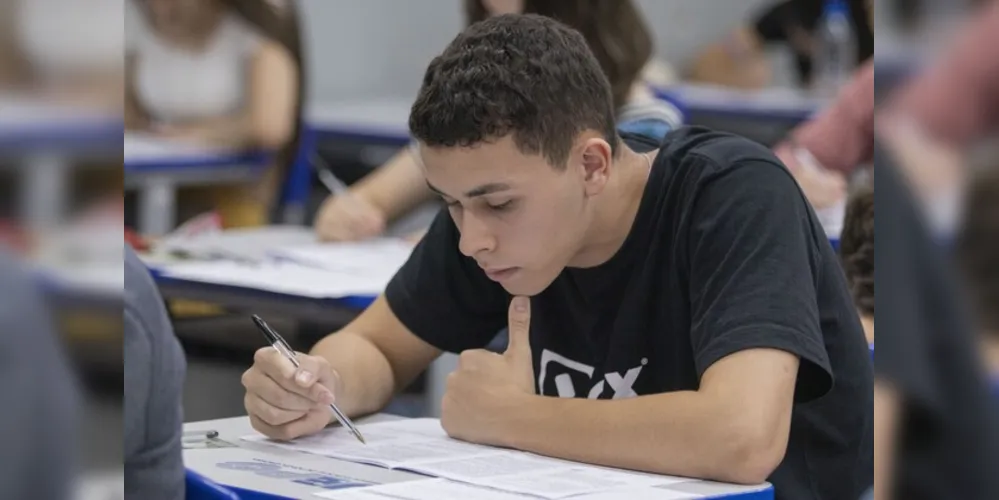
[487,200,515,212]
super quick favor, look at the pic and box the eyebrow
[426,181,512,199]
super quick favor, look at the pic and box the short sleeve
[230,15,266,58]
[384,210,509,353]
[685,157,832,403]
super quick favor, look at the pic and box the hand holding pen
[242,315,366,444]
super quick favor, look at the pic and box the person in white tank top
[126,0,301,228]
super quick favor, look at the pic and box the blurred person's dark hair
[840,177,875,318]
[410,14,618,167]
[956,164,999,336]
[223,0,306,190]
[464,0,652,113]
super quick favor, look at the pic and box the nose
[457,210,496,258]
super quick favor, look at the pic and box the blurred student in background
[690,0,873,89]
[839,178,873,344]
[956,166,999,379]
[126,0,303,229]
[0,248,78,500]
[780,0,999,213]
[14,0,125,109]
[314,0,683,242]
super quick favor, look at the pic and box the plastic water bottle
[813,0,857,97]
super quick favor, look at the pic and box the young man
[242,14,873,498]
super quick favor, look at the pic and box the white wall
[300,0,777,104]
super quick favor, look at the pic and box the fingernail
[296,370,314,385]
[514,297,527,312]
[321,390,335,404]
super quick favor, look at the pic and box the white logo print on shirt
[537,349,648,399]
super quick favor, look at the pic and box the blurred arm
[775,61,875,174]
[309,296,441,417]
[883,0,999,147]
[351,149,436,222]
[153,40,298,150]
[873,381,899,500]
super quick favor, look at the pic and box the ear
[578,136,613,197]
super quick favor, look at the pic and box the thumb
[505,296,532,358]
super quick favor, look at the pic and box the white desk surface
[185,415,772,499]
[0,94,120,133]
[305,98,414,140]
[124,132,251,166]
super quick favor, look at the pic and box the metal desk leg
[139,179,176,235]
[21,153,67,229]
[425,353,458,418]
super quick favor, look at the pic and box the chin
[500,272,556,297]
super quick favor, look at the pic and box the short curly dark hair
[839,180,874,317]
[408,14,619,168]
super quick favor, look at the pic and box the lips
[481,266,519,281]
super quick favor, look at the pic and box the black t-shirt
[753,0,874,85]
[386,127,874,500]
[873,140,999,500]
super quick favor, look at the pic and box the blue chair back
[277,125,318,224]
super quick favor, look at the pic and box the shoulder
[654,127,811,229]
[225,12,267,54]
[660,126,786,177]
[123,246,170,338]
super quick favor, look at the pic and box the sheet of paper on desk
[246,419,686,499]
[271,239,413,275]
[157,225,318,263]
[314,478,539,500]
[314,479,700,500]
[157,259,394,298]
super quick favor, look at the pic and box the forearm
[873,381,899,500]
[507,392,780,484]
[310,331,397,418]
[782,62,875,174]
[167,115,256,149]
[354,148,435,221]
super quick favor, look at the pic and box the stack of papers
[155,237,413,299]
[243,419,690,500]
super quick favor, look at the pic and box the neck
[569,146,655,268]
[983,334,999,377]
[861,315,875,344]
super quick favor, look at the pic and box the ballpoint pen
[251,314,367,444]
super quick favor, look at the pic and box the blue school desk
[0,96,121,228]
[183,415,775,500]
[306,99,413,146]
[124,133,274,235]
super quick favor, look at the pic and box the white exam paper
[248,419,689,500]
[314,478,536,500]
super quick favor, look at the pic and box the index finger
[253,348,333,403]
